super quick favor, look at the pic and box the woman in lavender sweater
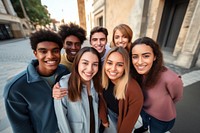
[130,37,183,133]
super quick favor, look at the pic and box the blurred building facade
[0,0,31,41]
[78,0,200,69]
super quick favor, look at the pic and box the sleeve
[98,93,108,123]
[54,98,72,133]
[167,75,183,103]
[4,86,34,133]
[118,79,144,133]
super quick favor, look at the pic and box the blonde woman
[99,47,143,133]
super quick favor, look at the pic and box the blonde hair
[102,47,130,99]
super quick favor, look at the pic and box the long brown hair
[130,37,166,88]
[111,24,133,52]
[68,47,102,101]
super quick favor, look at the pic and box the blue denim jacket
[54,74,100,133]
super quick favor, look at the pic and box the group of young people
[3,22,183,133]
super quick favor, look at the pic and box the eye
[82,62,88,65]
[93,63,98,67]
[117,63,124,67]
[100,38,106,41]
[123,35,128,39]
[143,54,150,58]
[39,50,47,54]
[92,38,97,41]
[52,49,60,54]
[114,35,119,39]
[66,41,72,46]
[106,61,112,65]
[132,55,138,59]
[75,42,81,47]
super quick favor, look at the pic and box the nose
[137,56,143,64]
[97,39,101,45]
[111,64,116,71]
[87,64,93,72]
[71,44,76,49]
[47,51,54,58]
[119,37,123,42]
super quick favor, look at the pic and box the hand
[102,122,109,128]
[52,82,67,100]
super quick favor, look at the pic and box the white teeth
[137,65,145,70]
[85,73,92,76]
[109,72,117,76]
[71,52,76,55]
[46,61,56,64]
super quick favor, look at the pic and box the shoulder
[57,64,70,74]
[126,77,143,102]
[161,68,182,83]
[3,70,27,98]
[126,77,142,94]
[59,74,71,88]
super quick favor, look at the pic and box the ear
[154,56,156,61]
[33,50,37,57]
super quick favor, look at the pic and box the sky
[41,0,79,23]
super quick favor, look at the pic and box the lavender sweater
[143,68,183,121]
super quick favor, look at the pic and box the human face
[78,52,99,84]
[105,52,125,84]
[34,41,61,76]
[114,29,129,48]
[63,35,81,62]
[90,32,107,56]
[131,44,156,75]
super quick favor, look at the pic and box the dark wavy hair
[89,26,108,42]
[58,22,86,44]
[30,29,63,50]
[68,47,102,101]
[129,37,166,88]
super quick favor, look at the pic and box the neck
[100,49,106,58]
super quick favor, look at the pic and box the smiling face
[34,41,61,76]
[78,52,99,83]
[131,44,156,75]
[105,52,125,84]
[113,29,129,48]
[90,32,107,56]
[63,35,81,62]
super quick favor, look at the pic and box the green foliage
[11,0,51,26]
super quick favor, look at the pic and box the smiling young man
[90,26,111,64]
[3,29,70,133]
[58,22,86,71]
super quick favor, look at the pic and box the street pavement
[0,38,200,133]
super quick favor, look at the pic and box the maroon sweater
[99,77,144,133]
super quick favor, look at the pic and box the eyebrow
[81,59,99,63]
[107,59,124,64]
[37,47,60,51]
[132,52,151,55]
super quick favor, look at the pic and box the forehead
[132,44,153,53]
[108,52,124,62]
[65,35,80,42]
[37,41,59,49]
[80,52,99,62]
[91,32,106,39]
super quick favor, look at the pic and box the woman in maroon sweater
[130,37,183,133]
[99,46,144,133]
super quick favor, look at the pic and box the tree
[11,0,51,28]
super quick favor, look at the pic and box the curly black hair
[30,29,63,51]
[58,22,86,44]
